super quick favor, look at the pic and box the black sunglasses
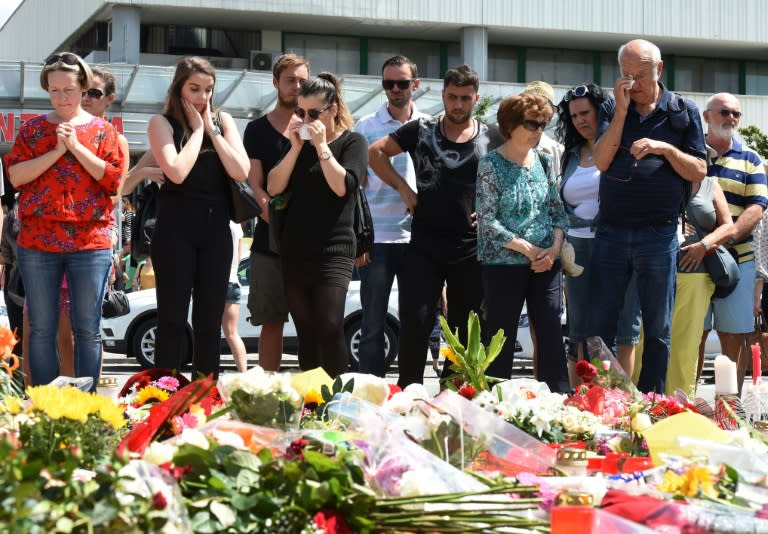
[712,108,742,119]
[563,85,589,102]
[382,79,413,91]
[522,119,548,132]
[295,104,331,121]
[44,53,79,66]
[605,146,640,183]
[84,88,105,99]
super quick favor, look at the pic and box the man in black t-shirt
[243,54,309,371]
[369,64,503,387]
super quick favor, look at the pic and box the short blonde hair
[40,52,92,91]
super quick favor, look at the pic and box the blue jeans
[17,246,112,391]
[358,243,409,377]
[567,236,641,353]
[589,222,678,393]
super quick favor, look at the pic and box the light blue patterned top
[476,149,568,265]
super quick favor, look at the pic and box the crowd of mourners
[4,37,767,399]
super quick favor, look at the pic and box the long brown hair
[162,56,217,136]
[299,72,353,131]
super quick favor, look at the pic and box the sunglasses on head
[44,53,79,66]
[295,104,331,121]
[382,79,413,91]
[714,108,742,119]
[563,85,589,102]
[522,119,548,132]
[84,88,105,99]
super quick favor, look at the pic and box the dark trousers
[152,195,232,378]
[397,247,483,387]
[483,263,567,392]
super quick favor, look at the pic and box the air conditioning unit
[250,50,275,71]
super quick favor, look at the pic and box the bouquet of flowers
[218,366,303,430]
[119,368,190,424]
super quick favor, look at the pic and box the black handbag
[687,206,740,298]
[354,186,374,257]
[268,192,291,255]
[228,178,262,223]
[102,290,130,318]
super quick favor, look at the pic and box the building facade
[0,0,767,153]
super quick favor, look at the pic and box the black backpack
[131,182,160,262]
[353,186,374,257]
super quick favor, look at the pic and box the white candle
[714,355,738,395]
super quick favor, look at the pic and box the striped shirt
[708,138,768,263]
[355,103,430,243]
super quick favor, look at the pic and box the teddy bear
[560,240,583,277]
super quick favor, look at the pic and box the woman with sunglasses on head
[4,52,124,390]
[476,93,568,391]
[268,72,367,378]
[147,56,250,377]
[556,83,642,386]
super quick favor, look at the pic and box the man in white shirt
[355,56,430,377]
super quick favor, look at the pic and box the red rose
[152,491,168,510]
[387,384,402,400]
[458,384,477,400]
[313,508,352,534]
[575,360,598,383]
[286,438,309,461]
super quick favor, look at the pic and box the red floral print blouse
[4,115,124,253]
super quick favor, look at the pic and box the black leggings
[152,194,232,377]
[283,256,352,377]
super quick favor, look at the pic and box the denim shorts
[705,259,756,334]
[224,282,241,305]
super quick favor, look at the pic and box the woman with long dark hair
[147,56,250,377]
[268,73,368,377]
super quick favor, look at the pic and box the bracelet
[700,239,711,251]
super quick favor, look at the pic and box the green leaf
[439,315,465,354]
[210,500,237,528]
[190,510,219,533]
[303,450,341,475]
[320,384,332,401]
[342,377,355,393]
[482,328,507,371]
[466,312,482,366]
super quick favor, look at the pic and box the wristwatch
[319,149,332,161]
[700,238,711,251]
[208,126,222,137]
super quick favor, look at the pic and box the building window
[488,45,519,83]
[284,34,360,75]
[367,39,443,78]
[601,52,670,89]
[746,62,768,96]
[71,22,109,59]
[674,57,737,94]
[526,48,592,86]
[139,25,259,59]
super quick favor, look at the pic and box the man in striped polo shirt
[703,92,768,394]
[355,56,430,377]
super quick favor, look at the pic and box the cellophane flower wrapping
[326,393,487,496]
[117,459,192,534]
[218,366,303,430]
[431,389,557,475]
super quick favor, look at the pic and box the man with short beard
[243,53,309,371]
[369,64,504,387]
[354,56,430,377]
[701,92,767,394]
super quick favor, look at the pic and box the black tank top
[160,114,229,207]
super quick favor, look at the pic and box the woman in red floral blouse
[4,52,124,390]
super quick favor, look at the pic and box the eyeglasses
[605,146,640,183]
[709,108,742,119]
[522,119,548,132]
[84,88,105,99]
[382,79,413,91]
[295,104,331,121]
[563,85,589,102]
[44,53,79,66]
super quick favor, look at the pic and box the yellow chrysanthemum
[25,385,126,429]
[304,388,324,406]
[97,399,127,430]
[135,385,170,406]
[682,466,716,498]
[658,470,685,494]
[440,346,460,366]
[0,395,23,415]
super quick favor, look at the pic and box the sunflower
[304,389,324,407]
[134,385,171,406]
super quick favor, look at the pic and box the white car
[101,258,400,369]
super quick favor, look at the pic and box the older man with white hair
[588,39,707,393]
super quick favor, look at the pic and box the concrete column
[110,6,141,64]
[461,27,488,81]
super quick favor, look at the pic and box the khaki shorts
[247,251,289,325]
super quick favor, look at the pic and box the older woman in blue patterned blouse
[476,93,569,391]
